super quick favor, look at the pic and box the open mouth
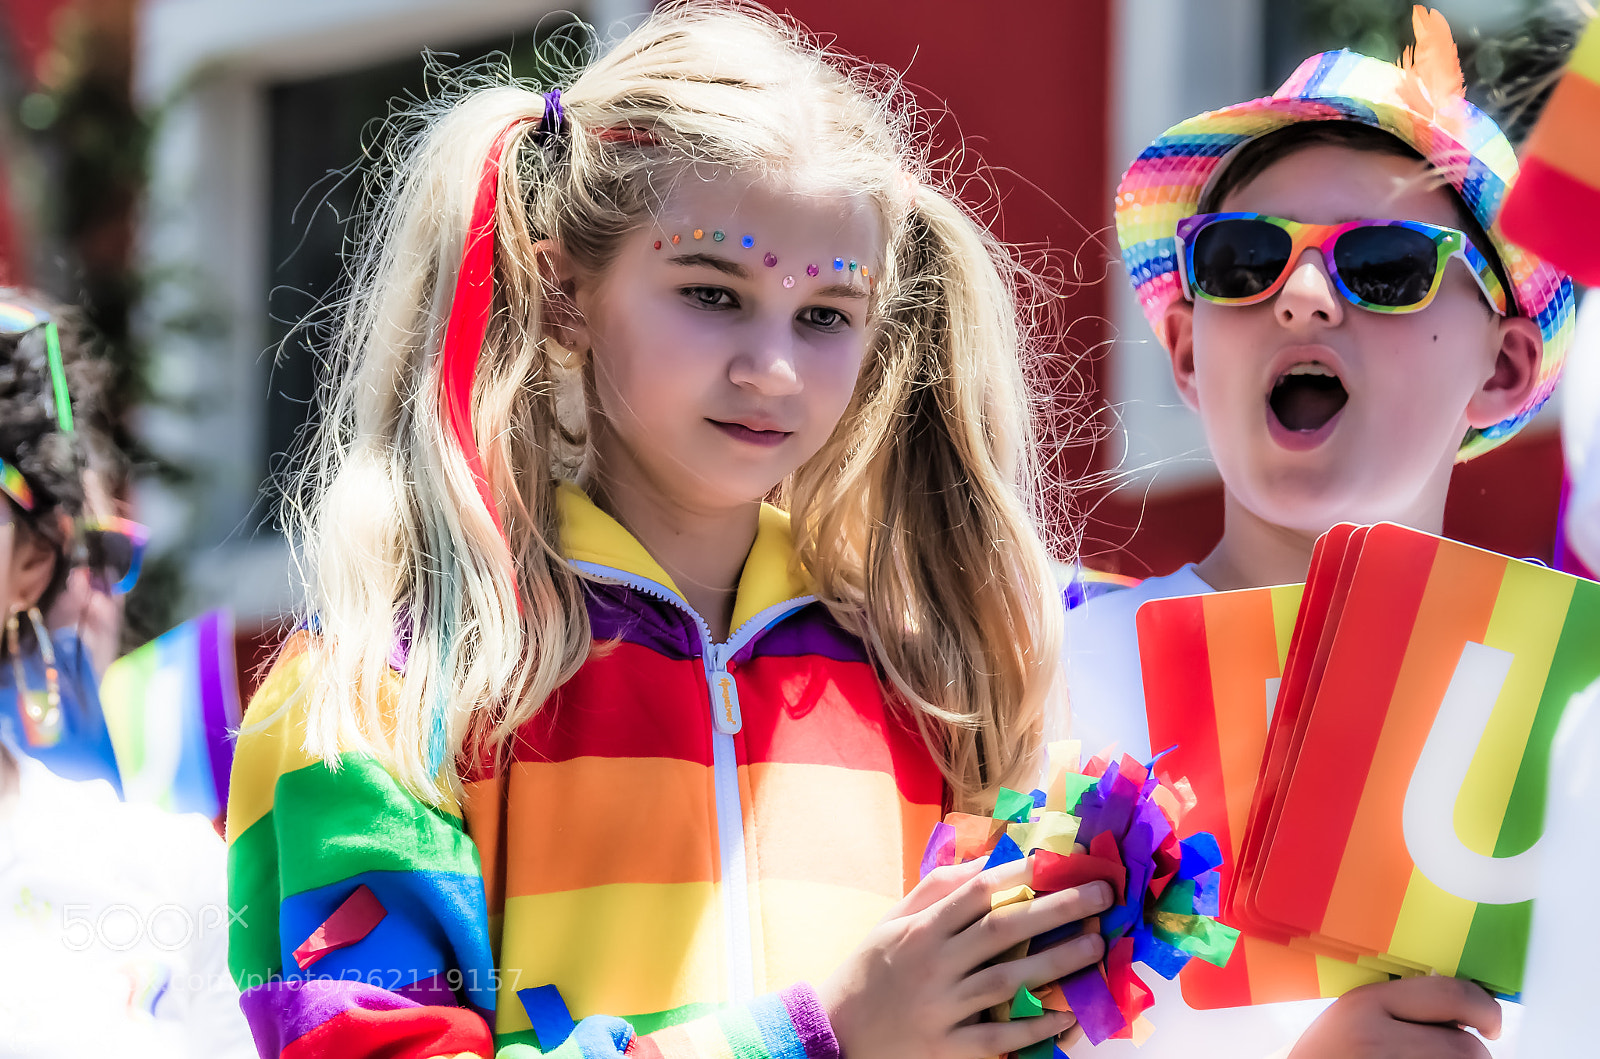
[1268,363,1348,435]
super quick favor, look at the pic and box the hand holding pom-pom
[818,857,1112,1059]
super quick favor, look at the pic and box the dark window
[1261,0,1555,126]
[261,18,590,526]
[1262,1,1413,91]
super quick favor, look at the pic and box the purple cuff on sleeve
[239,978,419,1057]
[778,983,841,1059]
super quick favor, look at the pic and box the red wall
[2,0,72,83]
[0,0,73,283]
[773,0,1115,529]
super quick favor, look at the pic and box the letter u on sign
[1403,641,1541,905]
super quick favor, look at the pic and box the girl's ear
[1466,315,1542,430]
[1161,299,1202,413]
[535,240,590,361]
[9,525,57,613]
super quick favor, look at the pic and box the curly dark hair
[0,291,109,625]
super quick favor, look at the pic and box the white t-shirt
[0,750,255,1058]
[1055,564,1212,762]
[1053,567,1520,1059]
[1561,290,1600,570]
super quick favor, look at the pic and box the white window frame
[1107,0,1265,495]
[134,0,648,624]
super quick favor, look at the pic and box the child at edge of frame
[225,2,1110,1058]
[1052,7,1575,1059]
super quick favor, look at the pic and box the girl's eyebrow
[667,253,748,277]
[668,253,868,300]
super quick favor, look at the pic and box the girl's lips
[1265,399,1344,451]
[709,419,792,447]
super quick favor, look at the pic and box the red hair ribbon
[437,117,536,543]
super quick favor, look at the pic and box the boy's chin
[1232,459,1394,535]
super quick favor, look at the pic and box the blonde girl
[227,4,1106,1057]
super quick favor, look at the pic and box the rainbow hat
[1114,13,1575,460]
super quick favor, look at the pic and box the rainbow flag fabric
[1500,16,1600,285]
[227,486,940,1058]
[1243,524,1600,996]
[100,609,243,819]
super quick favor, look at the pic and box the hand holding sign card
[1245,524,1600,996]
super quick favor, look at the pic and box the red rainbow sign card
[1138,566,1386,1009]
[1241,527,1397,969]
[1247,524,1600,996]
[1232,524,1360,941]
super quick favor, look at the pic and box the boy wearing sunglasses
[1058,17,1574,1059]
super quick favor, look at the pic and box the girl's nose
[729,320,803,396]
[1273,249,1345,329]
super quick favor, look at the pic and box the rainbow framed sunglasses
[0,298,73,432]
[1174,213,1508,317]
[78,516,148,595]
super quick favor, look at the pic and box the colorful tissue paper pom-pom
[919,741,1239,1048]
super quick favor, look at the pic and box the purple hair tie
[536,89,566,144]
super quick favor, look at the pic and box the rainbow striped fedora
[1114,28,1575,460]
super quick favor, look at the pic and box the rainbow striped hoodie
[227,485,945,1058]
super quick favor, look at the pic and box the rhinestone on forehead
[662,226,874,280]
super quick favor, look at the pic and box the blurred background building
[0,0,1583,692]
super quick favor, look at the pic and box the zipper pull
[709,662,743,735]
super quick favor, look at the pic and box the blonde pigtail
[289,87,589,802]
[794,184,1063,813]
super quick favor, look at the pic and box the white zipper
[570,560,813,1002]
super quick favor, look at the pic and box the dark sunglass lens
[86,530,133,581]
[1334,226,1438,307]
[1190,219,1292,300]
